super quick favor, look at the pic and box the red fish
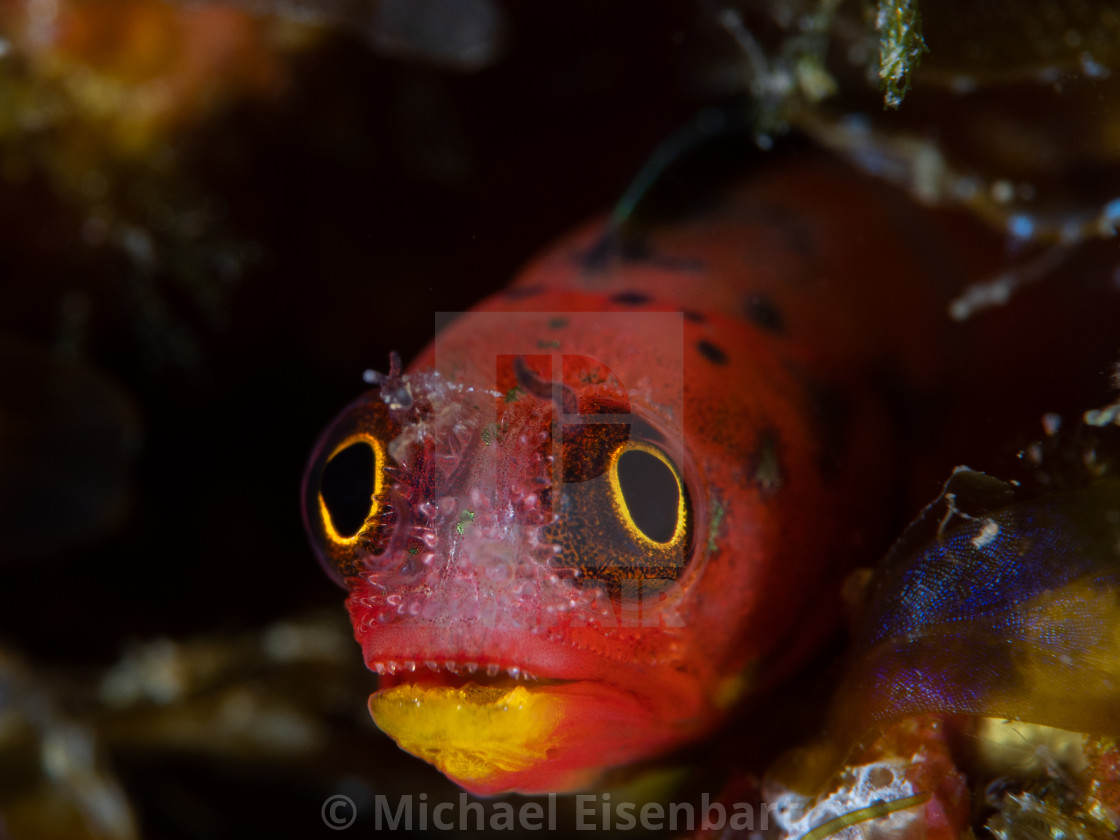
[301,149,1094,796]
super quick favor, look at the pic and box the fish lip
[368,655,582,702]
[362,646,584,687]
[368,656,567,686]
[355,626,649,694]
[358,630,715,795]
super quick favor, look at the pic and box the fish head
[302,309,749,794]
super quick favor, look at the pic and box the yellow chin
[368,682,564,789]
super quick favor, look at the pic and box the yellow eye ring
[607,441,688,548]
[318,433,388,546]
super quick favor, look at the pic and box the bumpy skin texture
[303,154,1004,794]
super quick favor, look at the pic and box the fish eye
[533,433,697,590]
[303,392,400,586]
[611,444,685,545]
[318,435,385,542]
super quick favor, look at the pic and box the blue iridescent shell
[833,465,1120,746]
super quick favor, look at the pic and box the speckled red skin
[334,154,1007,794]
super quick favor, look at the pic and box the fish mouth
[369,656,577,794]
[362,643,693,795]
[372,657,560,686]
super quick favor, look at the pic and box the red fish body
[302,150,1103,796]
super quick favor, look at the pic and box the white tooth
[507,667,521,680]
[425,661,439,672]
[373,663,386,675]
[404,661,416,672]
[464,662,478,674]
[446,662,459,674]
[486,664,500,677]
[386,661,398,674]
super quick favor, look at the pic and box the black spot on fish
[749,428,783,494]
[610,291,651,306]
[684,310,706,324]
[548,317,569,330]
[512,356,578,413]
[578,231,706,277]
[578,234,612,273]
[578,231,643,274]
[697,340,728,366]
[504,285,544,300]
[745,294,784,333]
[805,378,851,479]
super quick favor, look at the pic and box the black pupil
[617,449,679,543]
[320,442,375,538]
